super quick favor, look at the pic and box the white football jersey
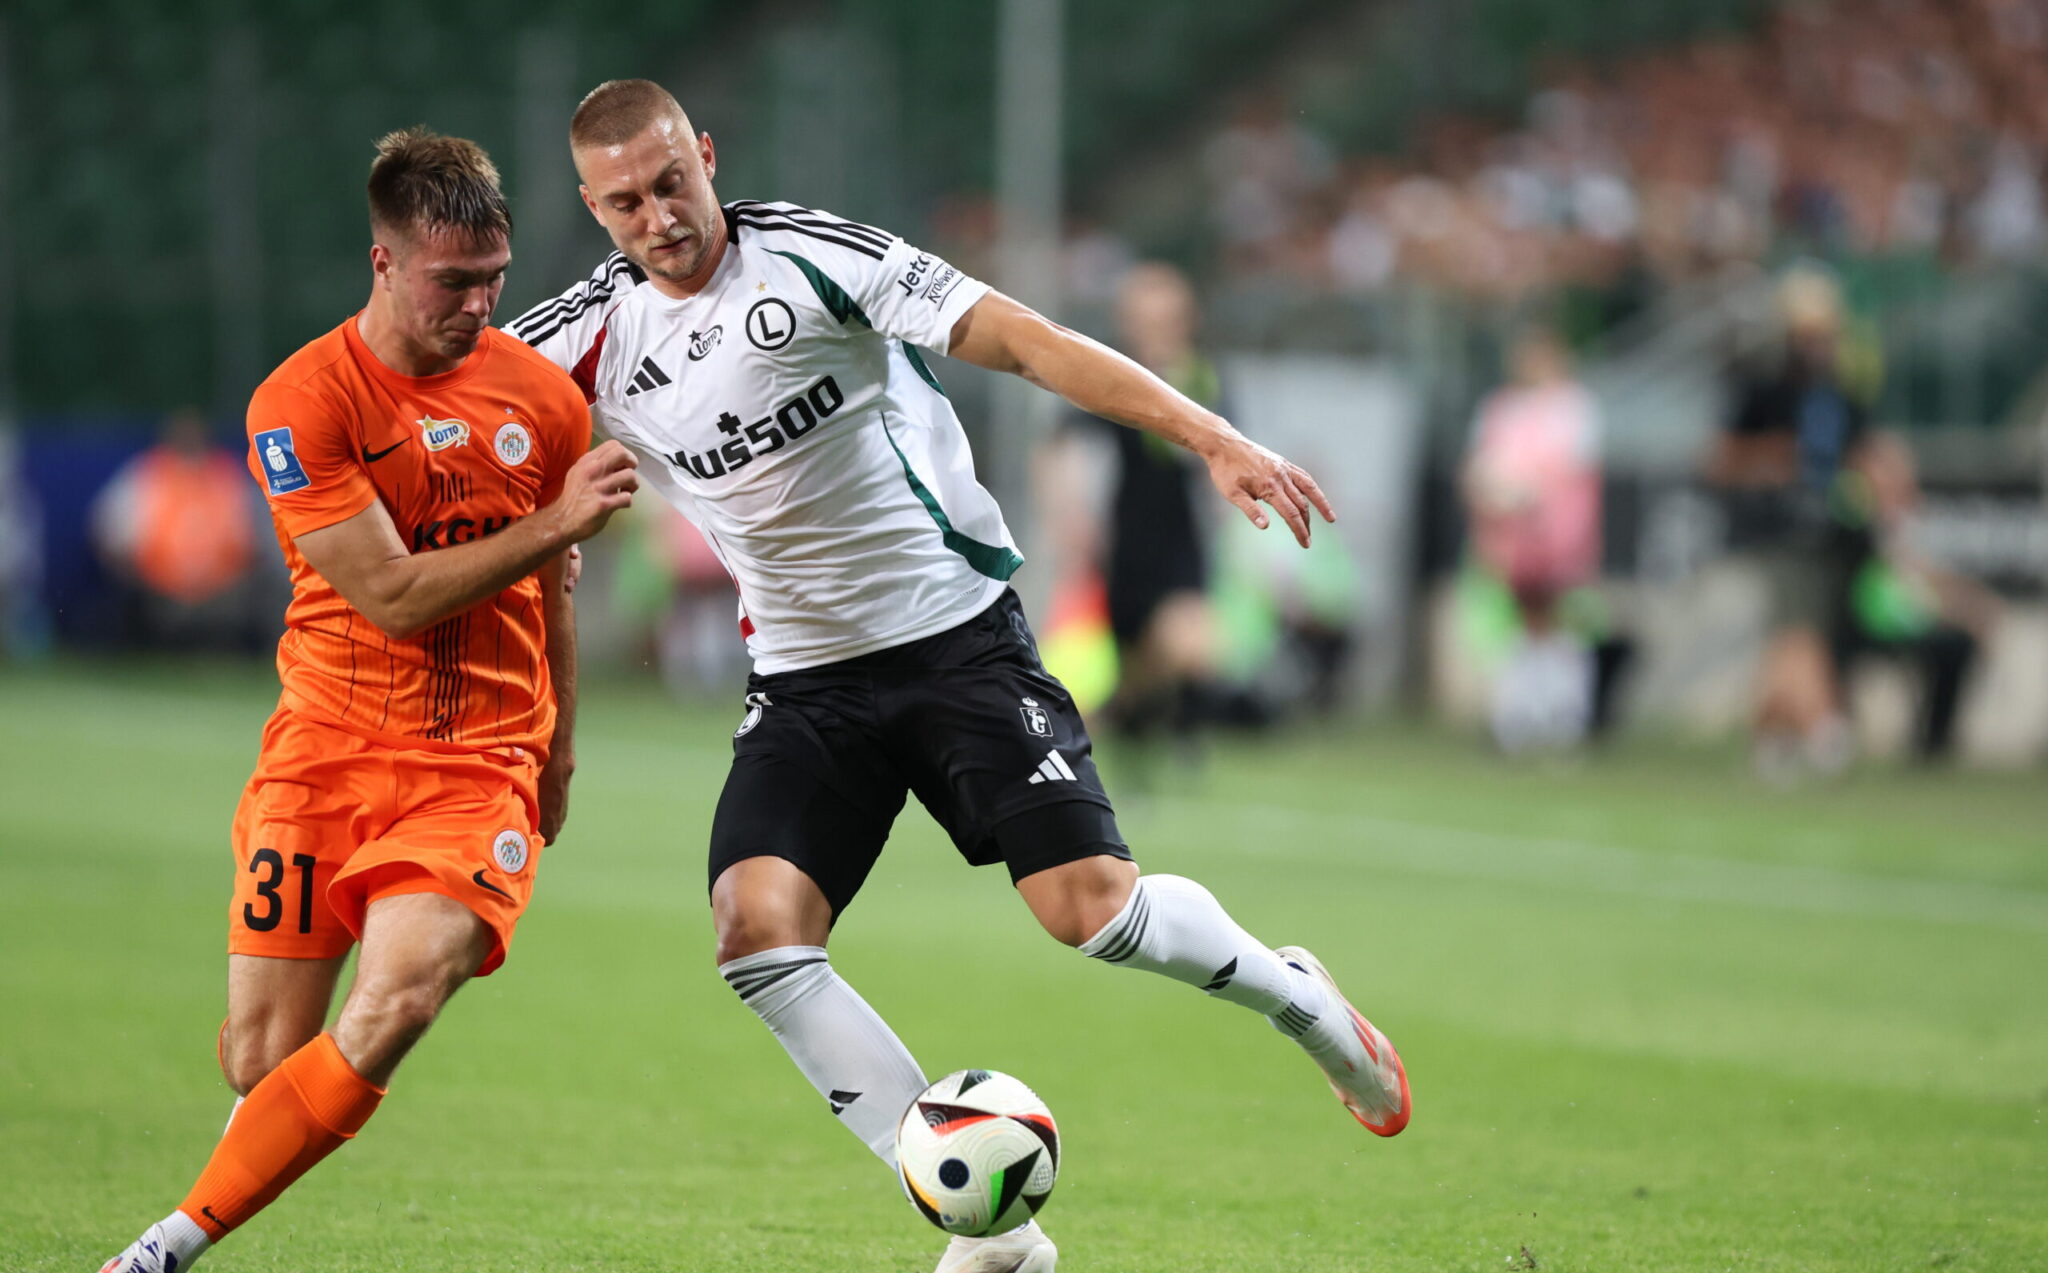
[508,200,1019,674]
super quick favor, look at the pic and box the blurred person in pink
[1462,325,1606,750]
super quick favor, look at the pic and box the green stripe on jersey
[901,342,947,395]
[881,419,1023,581]
[764,248,870,327]
[764,248,948,395]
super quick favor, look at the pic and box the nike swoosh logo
[471,869,512,900]
[201,1205,226,1231]
[363,438,408,463]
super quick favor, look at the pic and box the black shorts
[707,590,1131,917]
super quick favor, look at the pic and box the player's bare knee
[1023,856,1137,947]
[220,1012,318,1094]
[714,911,809,965]
[220,1029,286,1096]
[1039,894,1123,947]
[1038,910,1095,948]
[712,860,831,963]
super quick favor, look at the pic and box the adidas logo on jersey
[625,357,673,397]
[1026,750,1078,785]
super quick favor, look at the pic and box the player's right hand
[1203,431,1335,548]
[550,440,639,542]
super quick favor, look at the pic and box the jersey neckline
[638,226,746,315]
[342,311,497,392]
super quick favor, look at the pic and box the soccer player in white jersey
[511,80,1410,1273]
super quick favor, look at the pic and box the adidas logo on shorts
[1026,749,1078,785]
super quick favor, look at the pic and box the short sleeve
[537,377,594,505]
[856,237,991,353]
[505,252,644,403]
[246,382,376,537]
[731,201,991,354]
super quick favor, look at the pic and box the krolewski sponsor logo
[896,252,962,308]
[1019,696,1052,738]
[688,325,723,361]
[417,414,471,451]
[666,375,845,481]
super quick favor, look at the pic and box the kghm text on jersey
[413,515,513,551]
[668,375,845,481]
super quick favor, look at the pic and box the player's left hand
[538,749,574,843]
[1204,432,1336,547]
[564,544,584,594]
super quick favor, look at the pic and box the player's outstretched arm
[294,440,638,640]
[947,291,1336,547]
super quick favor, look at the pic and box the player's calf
[99,895,491,1270]
[1061,870,1412,1138]
[219,952,349,1094]
[1073,873,1323,1018]
[328,892,492,1084]
[719,945,929,1165]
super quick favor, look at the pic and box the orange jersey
[246,318,590,756]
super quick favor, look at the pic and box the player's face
[372,227,511,365]
[575,115,723,288]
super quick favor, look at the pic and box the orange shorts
[228,707,543,976]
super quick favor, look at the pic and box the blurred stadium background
[5,0,2048,761]
[4,2,2046,1270]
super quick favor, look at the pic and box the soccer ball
[895,1069,1059,1237]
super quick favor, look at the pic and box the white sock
[1078,875,1326,1035]
[720,946,928,1166]
[157,1210,212,1267]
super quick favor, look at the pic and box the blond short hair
[570,79,688,149]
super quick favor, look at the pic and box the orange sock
[179,1032,385,1241]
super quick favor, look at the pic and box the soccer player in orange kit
[97,129,637,1273]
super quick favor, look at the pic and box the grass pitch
[3,659,2044,1271]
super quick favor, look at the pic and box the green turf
[3,659,2044,1271]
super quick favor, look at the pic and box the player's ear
[368,242,393,289]
[577,184,606,226]
[700,132,716,180]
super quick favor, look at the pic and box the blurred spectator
[0,423,48,659]
[1708,267,1871,776]
[1461,326,1610,750]
[1047,262,1254,760]
[1204,88,1336,279]
[1828,432,2000,762]
[1172,0,2048,307]
[90,408,261,651]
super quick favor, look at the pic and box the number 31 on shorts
[242,847,317,934]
